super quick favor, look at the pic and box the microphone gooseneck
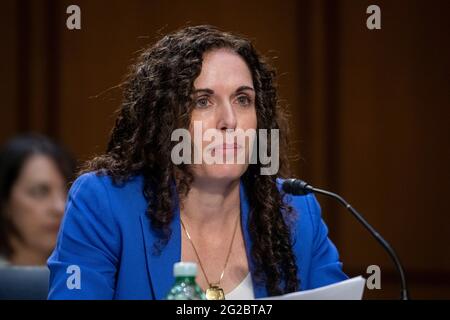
[282,178,409,300]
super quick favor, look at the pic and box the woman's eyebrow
[192,88,214,95]
[192,86,254,95]
[235,85,254,93]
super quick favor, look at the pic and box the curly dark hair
[83,25,299,295]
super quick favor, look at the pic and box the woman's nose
[51,194,66,217]
[217,102,237,130]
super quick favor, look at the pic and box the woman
[48,25,347,300]
[0,134,74,266]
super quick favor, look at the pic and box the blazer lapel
[140,200,181,300]
[240,181,268,298]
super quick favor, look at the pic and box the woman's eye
[236,95,252,106]
[29,185,50,199]
[195,97,211,108]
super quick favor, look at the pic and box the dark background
[1,0,449,299]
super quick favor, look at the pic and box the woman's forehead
[194,49,253,92]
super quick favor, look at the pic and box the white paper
[259,276,366,300]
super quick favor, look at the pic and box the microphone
[282,178,409,300]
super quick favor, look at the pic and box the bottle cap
[173,262,197,277]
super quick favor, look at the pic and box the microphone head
[282,178,312,195]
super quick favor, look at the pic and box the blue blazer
[48,172,348,299]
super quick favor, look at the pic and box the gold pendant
[205,284,225,300]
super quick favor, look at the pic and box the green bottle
[166,262,206,300]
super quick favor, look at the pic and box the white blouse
[225,273,255,300]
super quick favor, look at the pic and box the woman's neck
[9,237,49,266]
[180,178,241,230]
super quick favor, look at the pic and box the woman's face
[188,48,257,184]
[6,154,66,258]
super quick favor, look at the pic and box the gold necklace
[180,213,240,300]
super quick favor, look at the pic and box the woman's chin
[202,164,248,181]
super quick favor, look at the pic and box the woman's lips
[207,143,244,158]
[223,143,240,148]
[214,143,242,151]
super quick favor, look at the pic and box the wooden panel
[0,0,59,142]
[335,0,450,298]
[0,0,19,142]
[296,0,450,299]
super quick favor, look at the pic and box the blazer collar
[140,180,268,300]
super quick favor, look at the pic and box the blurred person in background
[0,134,75,266]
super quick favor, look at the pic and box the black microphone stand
[283,179,409,300]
